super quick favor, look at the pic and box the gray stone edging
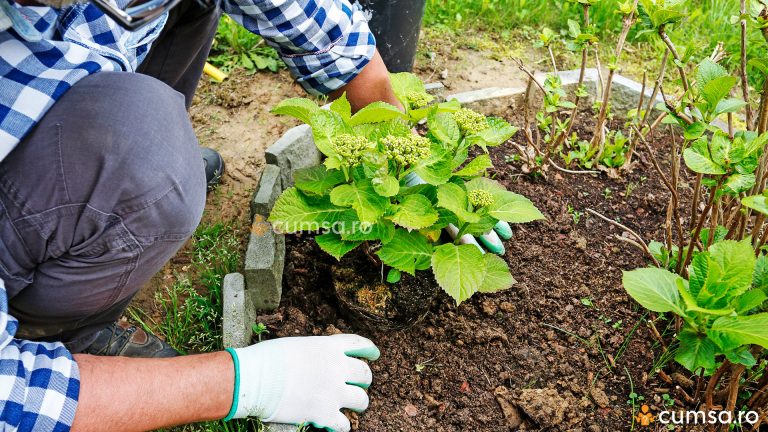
[446,68,665,117]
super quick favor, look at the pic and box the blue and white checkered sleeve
[0,279,80,432]
[221,0,377,96]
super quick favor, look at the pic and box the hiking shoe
[82,321,180,358]
[202,147,225,190]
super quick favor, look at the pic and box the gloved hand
[403,172,512,254]
[225,334,380,432]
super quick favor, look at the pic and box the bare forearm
[330,50,401,112]
[71,351,234,431]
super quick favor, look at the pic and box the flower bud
[453,108,489,134]
[332,134,374,165]
[383,135,432,165]
[468,189,495,208]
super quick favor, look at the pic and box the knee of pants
[48,72,207,238]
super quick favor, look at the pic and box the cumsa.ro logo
[635,405,655,426]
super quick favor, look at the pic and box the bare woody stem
[756,7,768,133]
[547,45,558,74]
[683,177,726,271]
[642,51,669,126]
[623,71,646,169]
[658,25,690,94]
[706,361,731,412]
[720,365,746,432]
[585,208,661,267]
[592,0,639,150]
[632,125,685,271]
[550,4,591,155]
[740,0,754,129]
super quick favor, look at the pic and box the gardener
[0,0,399,430]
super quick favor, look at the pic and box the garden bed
[257,124,688,431]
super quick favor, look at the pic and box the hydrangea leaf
[743,194,768,215]
[622,268,686,316]
[428,112,461,147]
[376,229,433,275]
[709,313,768,351]
[330,93,352,122]
[432,243,487,304]
[268,187,356,233]
[675,329,717,372]
[436,183,481,223]
[413,145,454,186]
[330,180,389,224]
[293,166,346,196]
[271,98,320,124]
[310,110,351,157]
[340,219,396,244]
[478,254,516,293]
[348,102,407,127]
[454,154,493,177]
[315,233,362,260]
[391,195,439,230]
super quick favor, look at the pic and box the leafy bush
[619,19,768,409]
[208,15,284,74]
[268,73,544,304]
[624,239,768,373]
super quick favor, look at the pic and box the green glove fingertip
[493,221,513,240]
[344,345,381,361]
[479,235,505,255]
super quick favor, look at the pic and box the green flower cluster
[332,134,373,165]
[453,108,489,134]
[406,91,434,109]
[468,189,495,208]
[383,135,432,165]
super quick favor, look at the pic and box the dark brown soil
[258,125,696,431]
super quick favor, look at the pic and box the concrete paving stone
[265,125,321,187]
[244,214,285,311]
[250,164,282,220]
[222,273,253,349]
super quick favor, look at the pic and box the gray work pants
[0,0,222,352]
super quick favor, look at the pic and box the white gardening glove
[225,334,380,432]
[403,172,512,254]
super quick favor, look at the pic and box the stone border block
[425,82,446,102]
[244,214,285,311]
[446,86,528,116]
[265,125,321,187]
[251,164,282,219]
[611,73,665,114]
[222,273,253,348]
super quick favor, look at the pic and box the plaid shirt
[0,0,374,429]
[0,0,375,161]
[0,278,80,431]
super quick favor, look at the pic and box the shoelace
[97,324,138,355]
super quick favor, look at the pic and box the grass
[422,0,768,88]
[128,222,263,432]
[208,15,284,75]
[205,0,768,91]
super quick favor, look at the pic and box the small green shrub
[268,73,544,304]
[208,15,284,74]
[624,239,768,373]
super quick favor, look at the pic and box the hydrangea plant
[268,73,545,304]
